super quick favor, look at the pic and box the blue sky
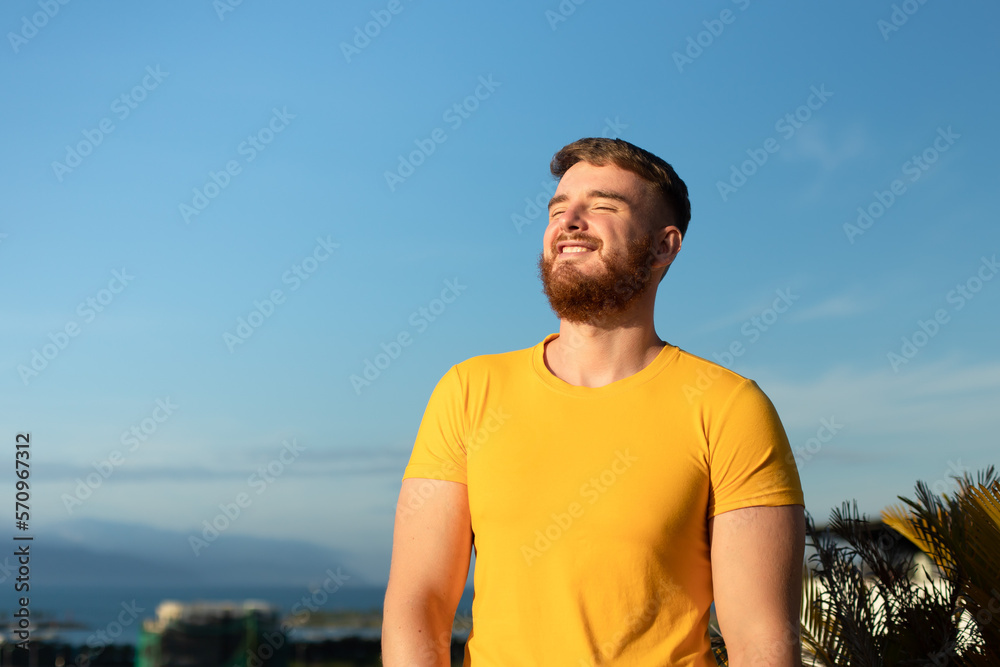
[1,1,998,586]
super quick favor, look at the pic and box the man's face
[538,161,669,324]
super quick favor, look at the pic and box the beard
[537,232,658,325]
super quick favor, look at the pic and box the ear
[652,225,682,274]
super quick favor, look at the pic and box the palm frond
[799,561,839,667]
[764,466,998,666]
[878,469,1000,665]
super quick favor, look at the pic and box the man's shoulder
[667,345,762,402]
[670,346,749,380]
[452,338,539,376]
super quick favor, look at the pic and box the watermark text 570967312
[12,433,33,651]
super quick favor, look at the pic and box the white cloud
[686,280,809,336]
[781,121,868,172]
[758,356,1000,437]
[748,356,1000,517]
[778,122,869,206]
[789,292,878,322]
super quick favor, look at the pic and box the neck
[545,306,666,388]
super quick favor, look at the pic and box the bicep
[709,504,805,660]
[386,478,473,608]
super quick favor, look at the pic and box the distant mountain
[33,518,375,587]
[32,541,197,585]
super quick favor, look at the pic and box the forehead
[553,161,651,201]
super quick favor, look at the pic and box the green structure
[136,600,289,667]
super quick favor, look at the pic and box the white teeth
[562,246,591,253]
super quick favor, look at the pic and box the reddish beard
[537,233,658,324]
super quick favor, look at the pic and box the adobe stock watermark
[877,0,931,41]
[51,65,169,182]
[927,459,973,498]
[413,628,457,667]
[384,75,501,192]
[576,577,682,666]
[340,0,412,62]
[544,0,588,31]
[350,278,467,394]
[398,405,511,522]
[927,586,1000,664]
[717,84,834,202]
[419,612,473,665]
[683,287,800,403]
[787,417,844,468]
[672,0,751,73]
[7,0,71,54]
[887,254,997,372]
[843,126,960,244]
[17,268,134,386]
[179,107,296,224]
[397,462,461,522]
[188,438,306,555]
[521,449,638,566]
[284,567,352,626]
[0,556,18,585]
[213,0,245,21]
[61,398,179,514]
[511,116,628,235]
[466,406,511,461]
[245,567,351,667]
[223,235,340,352]
[73,600,145,667]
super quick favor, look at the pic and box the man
[383,138,805,666]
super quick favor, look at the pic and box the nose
[547,204,589,256]
[554,202,587,232]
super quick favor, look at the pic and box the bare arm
[382,478,473,666]
[709,504,805,667]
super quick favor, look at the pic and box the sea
[6,584,475,647]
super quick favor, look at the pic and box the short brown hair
[550,138,691,237]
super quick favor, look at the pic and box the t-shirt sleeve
[402,365,468,485]
[707,379,804,517]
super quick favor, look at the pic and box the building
[136,600,288,667]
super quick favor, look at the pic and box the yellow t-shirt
[402,333,804,666]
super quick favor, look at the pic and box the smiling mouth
[555,239,599,256]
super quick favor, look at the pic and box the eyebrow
[548,189,632,210]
